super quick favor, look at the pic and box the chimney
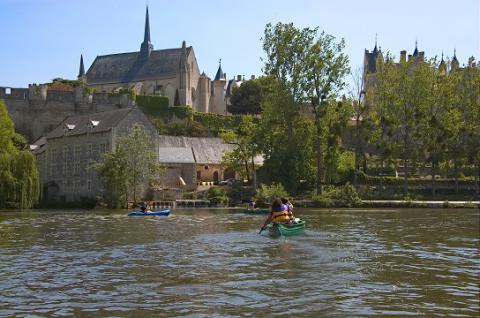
[237,75,242,81]
[250,75,255,80]
[418,51,425,61]
[408,54,412,61]
[400,50,407,62]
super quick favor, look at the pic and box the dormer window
[87,120,100,130]
[64,123,75,134]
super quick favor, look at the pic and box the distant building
[82,6,248,115]
[157,136,237,192]
[362,39,462,91]
[33,107,157,204]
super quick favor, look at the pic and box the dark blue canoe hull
[128,210,170,216]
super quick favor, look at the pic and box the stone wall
[1,86,136,142]
[41,131,112,203]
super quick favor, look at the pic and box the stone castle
[362,39,462,90]
[0,6,248,142]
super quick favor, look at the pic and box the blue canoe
[128,209,170,216]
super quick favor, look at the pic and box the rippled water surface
[1,208,479,317]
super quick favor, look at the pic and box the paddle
[259,226,266,234]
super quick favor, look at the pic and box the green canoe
[267,219,306,237]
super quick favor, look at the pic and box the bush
[227,183,255,206]
[253,183,289,208]
[206,187,229,206]
[312,183,362,208]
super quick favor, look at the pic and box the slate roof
[158,135,233,164]
[214,64,225,81]
[158,147,195,164]
[158,135,264,165]
[46,108,134,139]
[86,47,192,85]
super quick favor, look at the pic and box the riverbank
[294,199,480,209]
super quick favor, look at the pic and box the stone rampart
[1,85,135,142]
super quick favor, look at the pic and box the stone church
[83,6,230,114]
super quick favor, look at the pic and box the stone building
[33,107,157,204]
[157,135,237,191]
[362,40,462,91]
[83,6,237,115]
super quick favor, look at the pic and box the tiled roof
[46,108,134,139]
[86,47,192,84]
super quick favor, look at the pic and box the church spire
[144,6,151,44]
[78,54,86,83]
[373,33,378,54]
[140,6,153,59]
[78,54,85,78]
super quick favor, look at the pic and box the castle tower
[212,60,227,114]
[363,37,381,90]
[78,54,86,84]
[197,72,211,113]
[139,6,154,59]
[413,40,419,57]
[178,40,188,106]
[439,52,447,75]
[451,49,460,71]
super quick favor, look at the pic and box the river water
[0,208,479,317]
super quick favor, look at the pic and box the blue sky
[0,0,478,88]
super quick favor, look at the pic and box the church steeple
[373,33,378,54]
[78,54,86,83]
[144,6,151,43]
[140,6,153,59]
[413,40,419,56]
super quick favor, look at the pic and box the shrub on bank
[312,183,362,208]
[206,187,229,206]
[254,183,289,208]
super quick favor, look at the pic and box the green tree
[420,58,461,196]
[220,115,260,187]
[228,80,262,115]
[262,22,349,194]
[458,57,480,195]
[93,124,162,208]
[255,76,316,193]
[0,99,40,209]
[367,53,430,195]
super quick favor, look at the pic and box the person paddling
[260,198,291,232]
[281,197,295,221]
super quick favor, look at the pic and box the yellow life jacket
[271,207,290,223]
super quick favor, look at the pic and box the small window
[197,171,201,180]
[5,88,11,95]
[204,165,209,170]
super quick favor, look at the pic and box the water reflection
[0,208,479,317]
